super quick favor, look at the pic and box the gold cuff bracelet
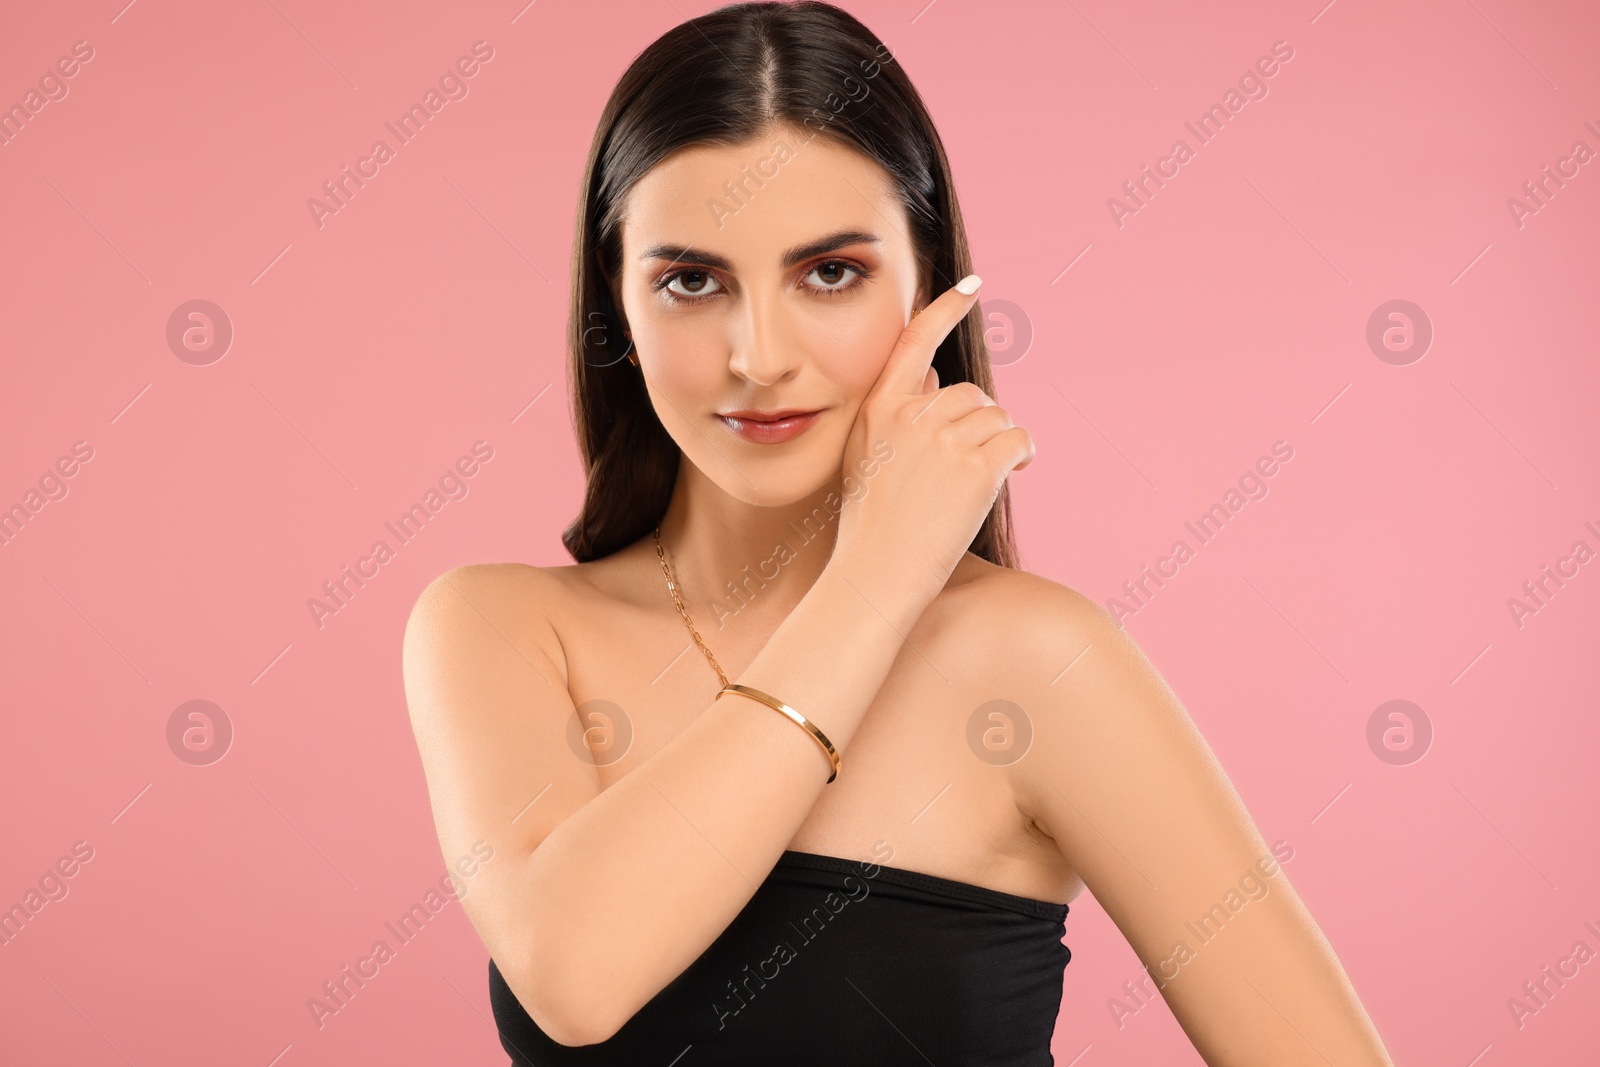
[716,683,841,784]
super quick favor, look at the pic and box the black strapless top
[487,849,1072,1065]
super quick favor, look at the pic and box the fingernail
[955,274,982,295]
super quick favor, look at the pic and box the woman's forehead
[620,135,911,266]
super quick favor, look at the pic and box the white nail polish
[955,274,982,295]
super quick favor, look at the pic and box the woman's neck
[654,460,848,637]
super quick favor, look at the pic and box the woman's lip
[716,409,824,444]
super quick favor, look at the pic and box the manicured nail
[955,274,982,295]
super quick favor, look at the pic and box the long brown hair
[561,0,1020,569]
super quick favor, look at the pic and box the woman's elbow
[504,953,629,1048]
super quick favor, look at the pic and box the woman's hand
[830,275,1035,610]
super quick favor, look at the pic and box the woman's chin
[703,459,848,511]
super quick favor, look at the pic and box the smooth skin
[402,121,1395,1063]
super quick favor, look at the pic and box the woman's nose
[726,296,801,385]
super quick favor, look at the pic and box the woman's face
[612,124,928,507]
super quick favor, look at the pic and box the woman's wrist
[729,556,928,757]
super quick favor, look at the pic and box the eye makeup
[651,258,875,306]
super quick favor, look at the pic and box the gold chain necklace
[653,523,730,690]
[653,521,844,784]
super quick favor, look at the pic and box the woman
[402,3,1395,1063]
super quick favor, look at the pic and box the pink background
[2,0,1596,1063]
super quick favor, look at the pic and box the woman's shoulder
[932,553,1119,661]
[408,549,632,614]
[409,559,560,612]
[943,552,1105,616]
[403,561,581,690]
[403,547,649,661]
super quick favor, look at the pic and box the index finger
[878,274,984,397]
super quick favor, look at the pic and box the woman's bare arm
[403,555,930,1046]
[1003,579,1394,1066]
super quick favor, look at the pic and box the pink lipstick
[716,408,824,444]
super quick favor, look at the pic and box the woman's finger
[874,274,983,399]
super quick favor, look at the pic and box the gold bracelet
[716,683,841,784]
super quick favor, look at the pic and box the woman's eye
[664,270,723,299]
[806,260,861,292]
[657,259,869,304]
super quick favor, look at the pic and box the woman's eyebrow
[639,229,882,271]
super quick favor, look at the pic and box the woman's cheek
[644,336,721,421]
[811,320,896,393]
